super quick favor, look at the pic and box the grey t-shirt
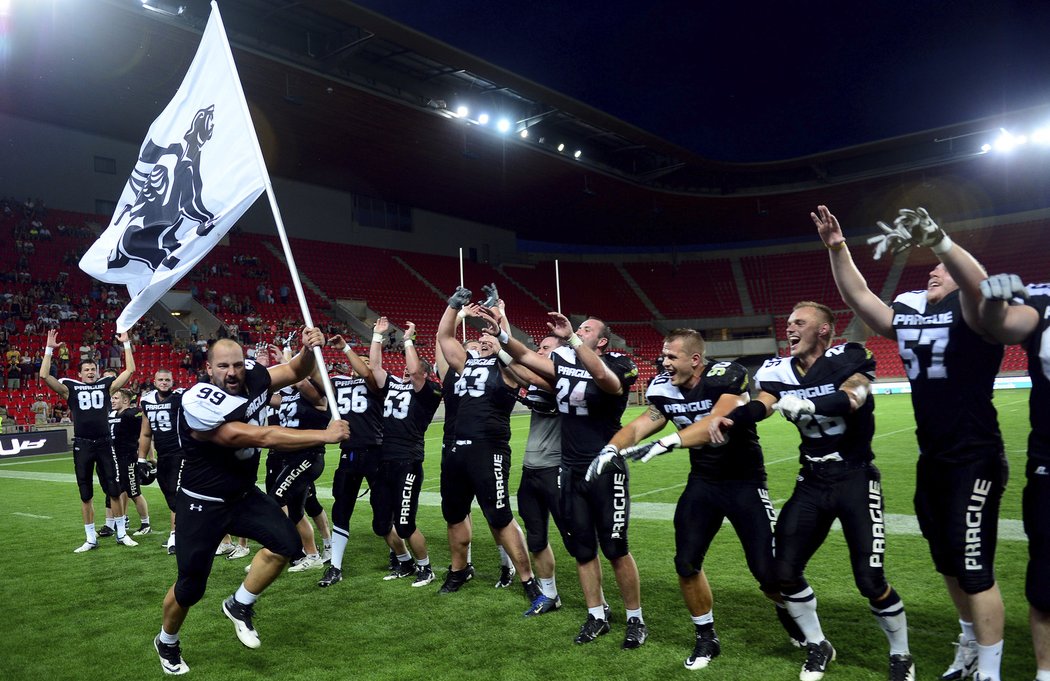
[523,386,561,469]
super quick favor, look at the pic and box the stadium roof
[3,0,1050,246]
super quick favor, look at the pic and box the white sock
[783,586,824,644]
[691,610,714,627]
[466,542,472,564]
[960,619,976,642]
[105,517,116,530]
[167,532,175,548]
[497,545,512,567]
[871,590,909,656]
[396,552,411,563]
[539,576,557,598]
[416,556,430,567]
[1035,670,1050,681]
[976,640,1003,681]
[588,605,606,621]
[158,627,179,645]
[234,584,258,605]
[305,552,320,560]
[626,607,644,623]
[115,515,127,538]
[331,527,349,570]
[85,524,97,543]
[140,515,150,525]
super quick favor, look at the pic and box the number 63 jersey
[891,288,1003,461]
[755,343,876,468]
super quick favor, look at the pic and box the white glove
[621,432,682,463]
[896,207,952,253]
[774,394,815,422]
[585,445,624,482]
[980,273,1029,302]
[866,220,912,260]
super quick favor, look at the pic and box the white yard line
[0,455,70,466]
[13,512,51,519]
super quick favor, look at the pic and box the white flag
[80,2,267,332]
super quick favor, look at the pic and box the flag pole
[459,247,466,342]
[555,259,562,314]
[211,1,339,420]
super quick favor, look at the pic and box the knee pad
[526,532,547,555]
[674,553,701,578]
[598,537,628,562]
[856,574,889,601]
[173,573,208,608]
[372,516,393,538]
[78,482,94,503]
[956,570,996,595]
[304,493,323,519]
[573,544,598,564]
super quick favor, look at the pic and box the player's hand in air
[867,220,912,261]
[980,273,1029,302]
[811,205,846,249]
[447,286,472,310]
[480,283,499,308]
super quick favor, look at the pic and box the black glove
[135,460,157,486]
[480,283,499,308]
[447,286,472,310]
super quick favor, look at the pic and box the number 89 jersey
[891,289,1003,461]
[755,343,876,469]
[331,374,384,449]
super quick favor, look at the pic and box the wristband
[403,339,414,348]
[658,432,682,449]
[44,347,53,357]
[372,333,384,344]
[456,309,468,320]
[810,390,852,416]
[826,241,846,251]
[137,458,147,464]
[123,341,132,350]
[727,401,767,427]
[497,329,510,344]
[568,333,583,348]
[931,234,954,255]
[497,349,514,366]
[342,345,354,356]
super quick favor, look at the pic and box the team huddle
[44,206,1049,681]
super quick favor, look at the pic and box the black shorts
[172,486,303,608]
[1024,460,1050,612]
[371,458,424,539]
[440,441,513,529]
[560,465,630,564]
[121,453,141,498]
[157,453,184,513]
[914,450,1007,594]
[517,465,570,554]
[674,475,778,591]
[73,437,119,502]
[776,463,889,599]
[330,445,382,529]
[267,449,325,524]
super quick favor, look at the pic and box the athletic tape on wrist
[403,339,414,348]
[44,347,53,357]
[659,432,683,449]
[497,329,510,344]
[931,234,953,255]
[568,333,583,348]
[372,333,384,344]
[497,349,514,366]
[123,341,132,350]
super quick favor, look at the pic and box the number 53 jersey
[755,343,876,468]
[891,288,1003,461]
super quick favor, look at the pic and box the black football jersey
[62,376,115,439]
[332,374,384,448]
[108,407,141,460]
[452,355,516,442]
[380,376,442,460]
[891,289,1003,460]
[646,361,764,481]
[271,383,330,455]
[441,369,460,445]
[755,343,876,468]
[551,346,638,469]
[140,389,185,457]
[179,359,273,499]
[1022,284,1050,463]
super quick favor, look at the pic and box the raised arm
[330,334,379,391]
[812,205,895,339]
[402,321,428,391]
[978,274,1041,345]
[268,327,324,390]
[475,305,555,382]
[110,330,137,392]
[550,312,622,394]
[434,335,450,382]
[39,329,68,399]
[437,289,471,374]
[368,317,390,388]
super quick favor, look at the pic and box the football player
[139,369,186,554]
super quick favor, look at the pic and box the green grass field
[0,390,1036,680]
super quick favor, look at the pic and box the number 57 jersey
[755,343,876,468]
[891,289,1003,462]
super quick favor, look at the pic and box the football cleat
[495,564,516,588]
[154,635,189,675]
[167,544,176,556]
[800,640,836,681]
[890,653,916,681]
[684,627,721,670]
[226,545,250,560]
[523,594,561,618]
[318,566,343,588]
[222,596,260,649]
[383,559,416,581]
[73,541,99,553]
[288,554,323,573]
[215,541,235,556]
[98,525,115,538]
[574,614,610,644]
[622,617,648,649]
[116,534,139,547]
[941,635,978,680]
[412,564,435,588]
[438,564,475,594]
[133,523,152,536]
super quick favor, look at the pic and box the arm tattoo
[647,406,663,421]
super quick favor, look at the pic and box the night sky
[355,0,1050,162]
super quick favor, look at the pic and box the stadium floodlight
[557,143,565,152]
[980,143,992,153]
[478,113,490,125]
[455,105,469,118]
[519,129,529,139]
[496,118,511,133]
[993,128,1022,153]
[1032,127,1050,145]
[573,150,582,159]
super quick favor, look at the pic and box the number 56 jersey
[755,343,876,468]
[891,289,1003,462]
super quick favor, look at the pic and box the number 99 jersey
[755,343,876,469]
[891,288,1003,461]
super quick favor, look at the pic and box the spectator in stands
[57,344,70,372]
[79,341,93,363]
[189,318,199,339]
[30,394,50,424]
[6,361,20,390]
[19,355,33,385]
[279,284,289,304]
[5,345,20,366]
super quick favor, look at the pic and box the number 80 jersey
[891,289,1003,461]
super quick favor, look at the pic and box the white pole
[459,247,466,341]
[212,1,339,421]
[555,259,562,313]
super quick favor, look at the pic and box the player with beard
[488,307,642,648]
[153,331,349,675]
[139,369,186,554]
[108,389,150,537]
[817,205,1005,681]
[369,319,443,587]
[40,328,137,552]
[600,328,805,669]
[317,328,387,588]
[436,288,539,603]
